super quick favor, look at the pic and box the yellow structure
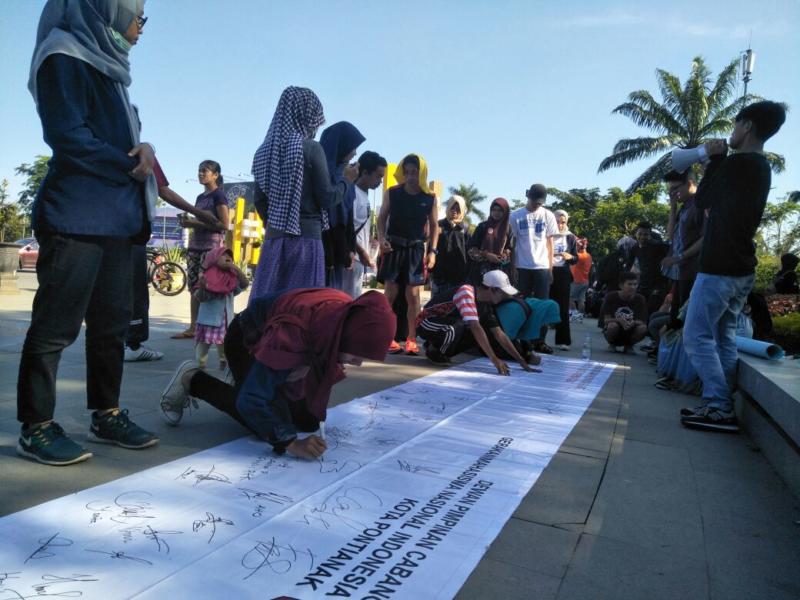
[231,197,264,266]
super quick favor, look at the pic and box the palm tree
[447,183,486,224]
[598,56,785,193]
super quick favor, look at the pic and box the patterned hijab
[481,198,511,255]
[251,86,325,235]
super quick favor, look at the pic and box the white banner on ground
[0,356,614,600]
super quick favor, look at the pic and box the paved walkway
[1,271,799,599]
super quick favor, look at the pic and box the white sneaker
[557,344,570,351]
[160,360,199,425]
[124,345,164,362]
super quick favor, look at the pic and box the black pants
[669,278,695,328]
[550,266,572,345]
[17,234,133,424]
[125,244,149,348]
[418,317,475,357]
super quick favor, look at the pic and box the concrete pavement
[1,270,799,599]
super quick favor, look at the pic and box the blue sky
[1,0,798,216]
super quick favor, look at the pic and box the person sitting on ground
[160,289,395,459]
[629,221,670,316]
[417,270,541,375]
[774,253,799,294]
[491,290,561,364]
[599,272,648,352]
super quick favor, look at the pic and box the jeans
[17,233,133,424]
[516,268,550,299]
[683,272,754,410]
[125,244,149,348]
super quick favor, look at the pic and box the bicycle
[146,248,187,296]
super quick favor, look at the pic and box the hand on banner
[518,361,542,373]
[287,435,327,459]
[528,353,543,366]
[492,358,511,376]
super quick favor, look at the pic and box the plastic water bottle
[581,333,592,360]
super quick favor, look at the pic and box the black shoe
[680,406,739,432]
[534,342,554,355]
[425,348,451,365]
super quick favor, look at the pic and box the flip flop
[170,329,195,339]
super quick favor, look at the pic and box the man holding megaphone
[676,101,786,432]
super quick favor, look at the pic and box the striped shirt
[454,285,479,322]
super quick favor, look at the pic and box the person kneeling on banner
[160,289,395,459]
[417,270,550,374]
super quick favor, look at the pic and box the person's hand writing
[287,435,327,460]
[128,143,155,182]
[492,358,511,376]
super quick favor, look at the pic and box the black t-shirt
[599,291,647,324]
[696,153,771,276]
[386,185,434,241]
[630,241,669,293]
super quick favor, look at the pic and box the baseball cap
[482,270,519,295]
[525,183,547,203]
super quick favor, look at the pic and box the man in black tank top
[376,154,439,355]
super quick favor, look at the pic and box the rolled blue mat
[736,336,785,360]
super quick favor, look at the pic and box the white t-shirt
[551,231,571,267]
[510,206,557,270]
[353,186,370,263]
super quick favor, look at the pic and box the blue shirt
[32,54,145,238]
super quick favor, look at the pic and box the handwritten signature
[397,459,441,475]
[298,485,383,531]
[192,512,235,544]
[85,491,155,525]
[240,538,315,580]
[119,525,182,554]
[24,533,73,564]
[84,549,152,566]
[0,573,97,600]
[176,465,231,487]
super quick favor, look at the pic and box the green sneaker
[88,409,159,449]
[17,422,93,466]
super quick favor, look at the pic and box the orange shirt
[571,251,592,284]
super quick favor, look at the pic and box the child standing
[194,247,249,369]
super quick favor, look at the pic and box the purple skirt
[250,237,325,303]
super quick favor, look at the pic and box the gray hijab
[28,0,157,221]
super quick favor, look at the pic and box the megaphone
[670,147,706,174]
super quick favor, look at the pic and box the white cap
[482,270,519,295]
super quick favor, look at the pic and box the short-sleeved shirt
[453,284,499,329]
[153,158,169,188]
[510,206,558,270]
[189,187,228,250]
[571,252,592,284]
[353,185,371,261]
[599,291,647,324]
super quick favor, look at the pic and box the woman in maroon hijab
[161,288,395,459]
[467,198,512,284]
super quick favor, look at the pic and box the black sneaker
[680,406,739,432]
[88,409,159,449]
[17,422,93,466]
[425,347,451,365]
[534,342,554,355]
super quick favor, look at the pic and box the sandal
[654,377,673,390]
[170,329,195,339]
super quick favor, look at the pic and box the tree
[548,184,669,258]
[598,56,786,193]
[0,179,26,242]
[447,183,486,224]
[15,155,50,215]
[758,192,800,256]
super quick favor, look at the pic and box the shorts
[186,248,211,291]
[570,282,588,303]
[377,238,425,286]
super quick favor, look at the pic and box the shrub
[772,312,800,336]
[753,255,781,292]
